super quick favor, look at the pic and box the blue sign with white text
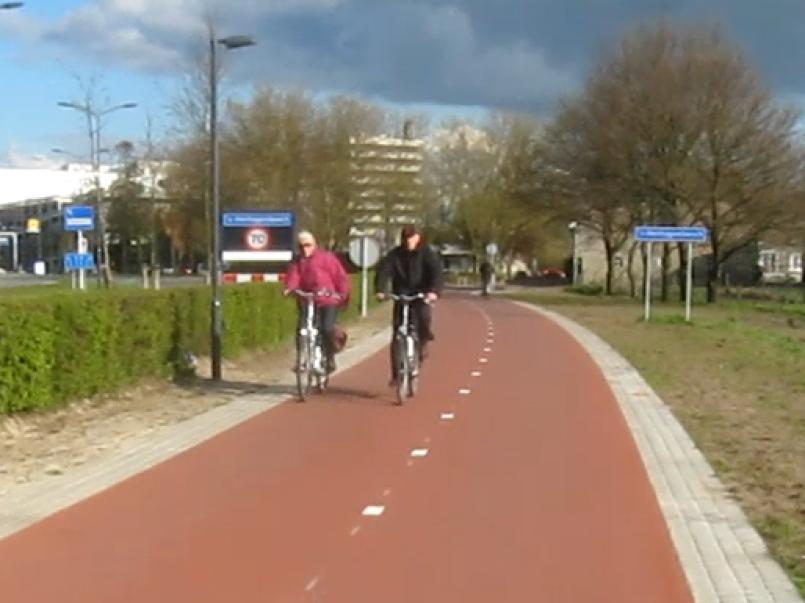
[634,226,709,243]
[64,205,96,231]
[222,211,294,228]
[64,252,95,271]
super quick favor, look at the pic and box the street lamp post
[568,221,578,285]
[209,30,255,382]
[58,100,137,286]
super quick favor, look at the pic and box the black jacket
[375,244,444,295]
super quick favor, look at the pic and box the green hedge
[0,276,370,415]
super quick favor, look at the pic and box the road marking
[459,388,471,395]
[471,371,482,377]
[362,505,385,517]
[411,448,429,458]
[406,460,414,467]
[441,412,455,420]
[350,526,361,536]
[305,577,320,592]
[383,488,392,497]
[479,358,489,364]
[487,338,494,344]
[483,347,492,352]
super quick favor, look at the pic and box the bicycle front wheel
[394,337,408,405]
[296,339,313,401]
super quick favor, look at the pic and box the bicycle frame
[389,293,426,403]
[293,289,339,400]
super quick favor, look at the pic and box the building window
[760,251,779,273]
[790,253,802,272]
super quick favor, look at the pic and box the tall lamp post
[568,221,578,285]
[57,100,137,286]
[209,31,256,381]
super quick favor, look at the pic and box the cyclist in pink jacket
[284,231,351,373]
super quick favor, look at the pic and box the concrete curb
[0,327,390,541]
[515,301,803,603]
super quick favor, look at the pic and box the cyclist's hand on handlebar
[376,292,387,301]
[425,292,439,303]
[283,289,292,297]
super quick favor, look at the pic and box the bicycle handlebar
[293,289,343,301]
[387,293,431,304]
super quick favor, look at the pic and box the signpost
[485,242,499,293]
[349,235,381,318]
[64,205,96,290]
[634,226,709,322]
[220,210,295,266]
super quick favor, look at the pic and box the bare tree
[541,21,805,300]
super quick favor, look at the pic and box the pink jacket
[285,250,351,307]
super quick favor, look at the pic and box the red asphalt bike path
[0,294,693,603]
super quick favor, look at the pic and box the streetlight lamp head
[218,35,256,50]
[568,221,578,231]
[0,3,24,9]
[120,102,138,109]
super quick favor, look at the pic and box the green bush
[0,274,372,415]
[565,283,605,296]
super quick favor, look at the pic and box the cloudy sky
[0,0,804,164]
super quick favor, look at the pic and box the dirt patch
[0,305,391,498]
[516,292,805,595]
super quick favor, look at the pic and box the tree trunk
[706,239,720,303]
[121,241,129,274]
[641,243,648,300]
[627,241,639,298]
[604,237,615,295]
[677,243,687,302]
[660,243,671,302]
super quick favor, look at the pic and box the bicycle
[293,290,338,401]
[388,293,428,405]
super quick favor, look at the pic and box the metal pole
[77,231,86,290]
[644,242,653,321]
[11,232,18,272]
[360,235,368,318]
[209,33,223,381]
[686,241,694,322]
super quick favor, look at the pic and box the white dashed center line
[362,505,385,517]
[411,448,429,458]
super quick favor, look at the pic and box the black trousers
[297,303,338,359]
[390,300,433,377]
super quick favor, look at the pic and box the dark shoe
[419,343,429,361]
[326,356,337,374]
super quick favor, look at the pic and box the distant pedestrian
[479,260,493,297]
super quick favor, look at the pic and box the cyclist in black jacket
[376,225,444,382]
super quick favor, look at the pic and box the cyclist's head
[297,231,317,257]
[400,225,421,250]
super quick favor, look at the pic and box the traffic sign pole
[361,236,368,318]
[644,242,653,322]
[686,241,694,322]
[77,231,86,290]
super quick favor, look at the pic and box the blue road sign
[634,225,709,243]
[64,205,96,231]
[64,252,95,271]
[222,211,294,228]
